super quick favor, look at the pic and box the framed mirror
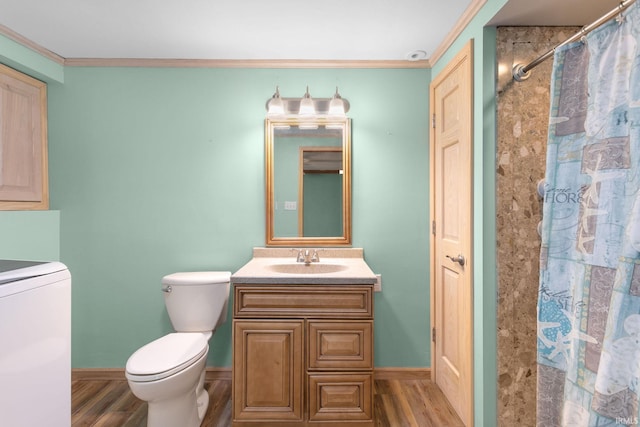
[266,117,351,246]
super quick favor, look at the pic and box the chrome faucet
[295,249,320,265]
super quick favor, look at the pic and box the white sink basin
[231,248,378,284]
[266,263,349,275]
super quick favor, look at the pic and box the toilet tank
[161,271,231,332]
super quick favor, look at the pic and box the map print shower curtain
[537,2,640,426]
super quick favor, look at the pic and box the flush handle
[161,284,172,293]
[446,254,466,266]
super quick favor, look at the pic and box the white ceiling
[489,0,622,26]
[0,0,626,62]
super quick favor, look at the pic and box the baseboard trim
[73,367,429,381]
[374,367,431,380]
[205,367,232,380]
[72,368,126,381]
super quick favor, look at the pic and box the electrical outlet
[374,274,382,292]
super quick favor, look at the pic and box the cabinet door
[0,63,48,210]
[233,320,303,422]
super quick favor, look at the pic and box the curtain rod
[512,0,637,81]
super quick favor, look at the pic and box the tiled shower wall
[495,26,579,426]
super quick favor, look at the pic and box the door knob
[446,254,465,266]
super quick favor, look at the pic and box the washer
[0,260,71,427]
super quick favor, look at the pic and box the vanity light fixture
[266,86,285,116]
[328,87,346,116]
[265,86,350,117]
[298,86,315,115]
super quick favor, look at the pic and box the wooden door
[232,320,304,423]
[429,40,474,426]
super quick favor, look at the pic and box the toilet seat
[126,333,208,382]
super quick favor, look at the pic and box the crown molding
[63,58,430,69]
[0,24,65,65]
[0,24,430,69]
[429,0,487,66]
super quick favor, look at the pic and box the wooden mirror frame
[265,117,351,246]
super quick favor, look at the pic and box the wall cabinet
[232,284,374,427]
[0,63,48,210]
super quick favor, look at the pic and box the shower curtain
[537,2,640,426]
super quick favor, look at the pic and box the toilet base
[127,351,209,427]
[147,390,200,427]
[196,369,209,420]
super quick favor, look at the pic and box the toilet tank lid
[162,271,231,286]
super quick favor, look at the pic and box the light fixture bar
[265,86,350,117]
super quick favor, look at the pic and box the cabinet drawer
[234,285,373,318]
[308,373,373,422]
[308,321,373,370]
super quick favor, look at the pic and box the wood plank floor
[72,378,464,427]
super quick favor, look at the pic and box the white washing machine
[0,260,71,427]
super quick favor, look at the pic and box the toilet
[125,271,231,427]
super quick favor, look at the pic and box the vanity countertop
[231,247,377,285]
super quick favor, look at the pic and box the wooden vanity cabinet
[232,284,374,427]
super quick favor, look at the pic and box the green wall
[0,211,60,261]
[0,34,63,83]
[45,66,431,369]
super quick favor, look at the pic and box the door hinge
[432,327,436,343]
[432,113,436,129]
[432,220,436,235]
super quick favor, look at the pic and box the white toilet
[125,271,231,427]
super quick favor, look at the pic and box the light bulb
[298,86,315,115]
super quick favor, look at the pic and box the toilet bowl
[125,271,230,427]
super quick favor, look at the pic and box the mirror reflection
[266,118,351,246]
